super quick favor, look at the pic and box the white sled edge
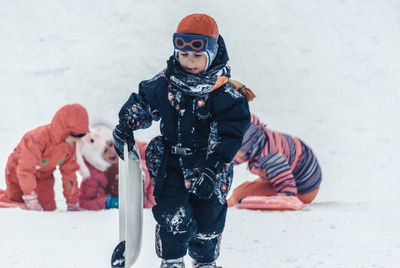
[119,143,143,267]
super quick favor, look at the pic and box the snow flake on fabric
[127,103,153,130]
[155,224,163,257]
[224,83,242,99]
[148,70,165,83]
[207,122,219,156]
[163,206,190,235]
[170,75,213,93]
[194,232,220,241]
[168,86,184,109]
[214,163,233,204]
[190,232,223,261]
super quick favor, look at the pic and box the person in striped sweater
[227,114,322,210]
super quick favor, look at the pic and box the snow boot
[192,260,221,268]
[111,240,125,268]
[160,257,185,268]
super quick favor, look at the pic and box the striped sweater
[234,114,322,195]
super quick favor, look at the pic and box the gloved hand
[67,202,80,211]
[191,167,217,199]
[106,195,119,209]
[112,123,135,160]
[22,191,43,211]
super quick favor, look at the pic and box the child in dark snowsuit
[228,114,322,210]
[113,14,250,268]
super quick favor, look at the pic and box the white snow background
[1,0,399,267]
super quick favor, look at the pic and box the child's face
[177,51,207,74]
[64,135,82,146]
[102,141,118,165]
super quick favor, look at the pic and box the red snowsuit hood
[50,103,90,143]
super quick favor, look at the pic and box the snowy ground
[1,0,400,267]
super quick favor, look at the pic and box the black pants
[152,155,227,263]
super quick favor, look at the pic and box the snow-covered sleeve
[117,73,165,131]
[118,92,153,131]
[207,83,251,172]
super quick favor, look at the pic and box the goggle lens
[192,41,203,49]
[176,38,184,47]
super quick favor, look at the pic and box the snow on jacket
[5,104,89,204]
[234,114,322,195]
[118,36,251,198]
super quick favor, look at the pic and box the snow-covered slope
[0,0,399,267]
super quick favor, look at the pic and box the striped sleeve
[255,153,297,195]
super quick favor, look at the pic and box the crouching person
[78,123,155,210]
[228,114,322,211]
[3,104,89,211]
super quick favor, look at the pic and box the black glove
[112,123,135,160]
[192,167,217,199]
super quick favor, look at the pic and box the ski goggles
[173,32,217,52]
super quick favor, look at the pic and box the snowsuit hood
[165,35,231,96]
[50,104,89,144]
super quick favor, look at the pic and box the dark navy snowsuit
[118,36,250,262]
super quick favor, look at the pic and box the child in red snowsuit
[77,124,119,210]
[228,114,322,210]
[0,104,89,211]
